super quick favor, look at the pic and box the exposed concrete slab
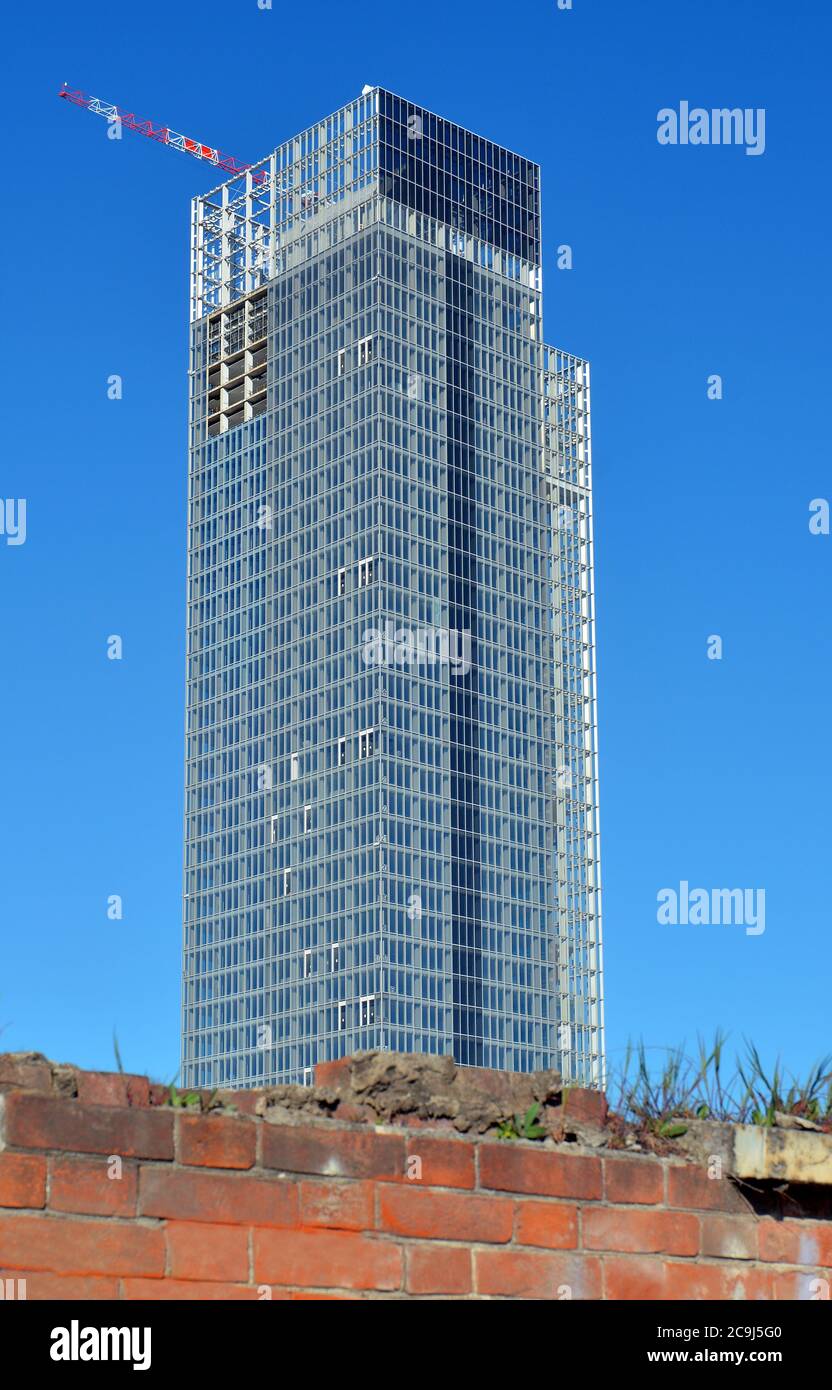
[734,1124,832,1185]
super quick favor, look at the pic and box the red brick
[561,1087,608,1127]
[262,1123,406,1182]
[50,1157,136,1217]
[0,1214,163,1276]
[77,1072,150,1108]
[299,1180,374,1231]
[605,1255,774,1303]
[166,1221,249,1282]
[0,1154,46,1209]
[405,1136,475,1189]
[378,1186,512,1243]
[603,1255,668,1300]
[475,1249,601,1300]
[213,1091,264,1117]
[334,1101,373,1124]
[584,1208,698,1256]
[139,1167,296,1228]
[177,1114,256,1170]
[0,1268,120,1299]
[254,1228,402,1291]
[773,1269,830,1300]
[3,1093,173,1160]
[515,1201,577,1250]
[0,1055,53,1092]
[701,1215,757,1261]
[122,1278,257,1300]
[667,1163,746,1213]
[604,1156,663,1205]
[479,1143,601,1200]
[663,1167,750,1212]
[407,1244,471,1295]
[662,1261,772,1301]
[758,1219,832,1268]
[314,1058,352,1089]
[726,1266,775,1300]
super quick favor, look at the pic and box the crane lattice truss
[57,87,267,183]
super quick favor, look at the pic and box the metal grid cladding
[543,347,605,1087]
[182,88,604,1089]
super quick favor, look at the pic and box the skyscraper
[182,88,603,1090]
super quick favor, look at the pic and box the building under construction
[61,85,604,1089]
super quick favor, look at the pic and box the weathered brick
[475,1249,601,1300]
[405,1136,475,1190]
[604,1156,663,1205]
[604,1257,772,1302]
[0,1055,53,1092]
[667,1163,747,1213]
[772,1269,830,1300]
[407,1244,472,1295]
[49,1157,137,1217]
[479,1143,602,1200]
[0,1268,120,1300]
[701,1215,757,1262]
[177,1114,256,1170]
[254,1228,402,1291]
[758,1218,832,1268]
[3,1092,173,1160]
[314,1058,351,1089]
[584,1208,698,1257]
[378,1186,512,1243]
[76,1072,150,1109]
[214,1090,268,1117]
[299,1180,374,1231]
[561,1087,608,1127]
[5,1053,831,1305]
[0,1214,164,1276]
[515,1200,578,1250]
[139,1167,296,1227]
[0,1154,46,1209]
[603,1255,667,1300]
[165,1221,249,1282]
[261,1123,406,1182]
[663,1260,772,1301]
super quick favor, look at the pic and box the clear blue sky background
[2,0,829,1089]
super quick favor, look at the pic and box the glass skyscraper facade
[182,88,604,1090]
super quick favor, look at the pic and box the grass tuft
[610,1032,832,1132]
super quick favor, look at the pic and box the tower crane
[57,86,268,182]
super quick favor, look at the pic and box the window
[302,1067,313,1086]
[358,727,375,759]
[338,1002,347,1031]
[282,869,291,896]
[357,557,374,588]
[290,754,299,781]
[337,737,347,766]
[360,995,376,1027]
[331,942,341,971]
[304,805,312,833]
[337,349,346,377]
[336,567,346,596]
[303,949,312,979]
[270,815,279,844]
[358,335,373,366]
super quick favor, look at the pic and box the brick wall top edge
[1,1050,830,1193]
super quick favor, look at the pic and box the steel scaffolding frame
[543,346,605,1088]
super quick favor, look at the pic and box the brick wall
[0,1051,830,1300]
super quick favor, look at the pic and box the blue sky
[2,0,829,1089]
